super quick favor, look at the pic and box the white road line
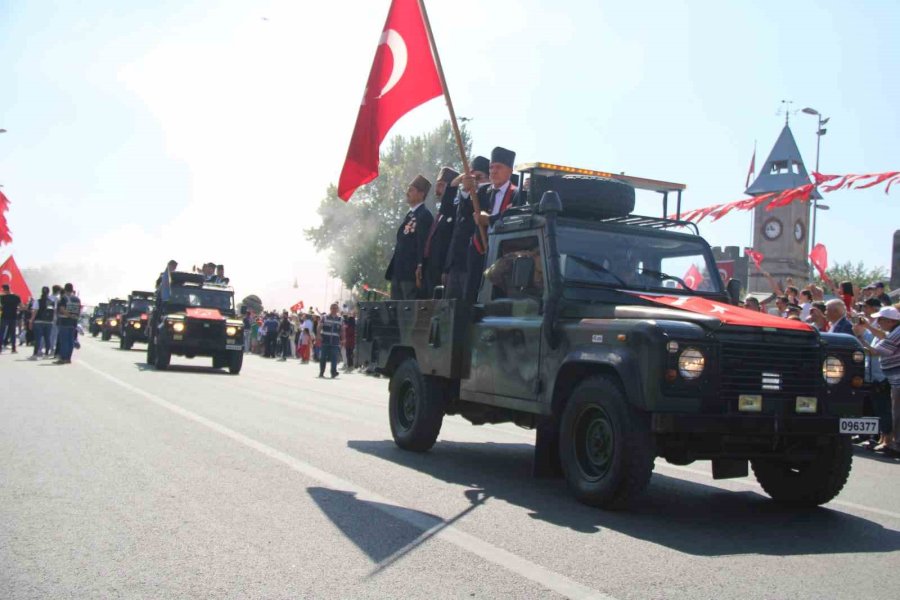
[76,359,616,600]
[656,461,900,521]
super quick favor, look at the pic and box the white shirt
[800,301,812,321]
[407,201,424,215]
[487,180,511,216]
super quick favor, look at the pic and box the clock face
[794,220,806,242]
[763,218,783,241]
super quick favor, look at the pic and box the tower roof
[745,124,821,199]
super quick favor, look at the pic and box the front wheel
[751,437,853,507]
[102,330,111,341]
[154,341,171,370]
[228,351,243,375]
[559,376,655,510]
[388,359,445,452]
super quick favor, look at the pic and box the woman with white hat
[855,305,900,456]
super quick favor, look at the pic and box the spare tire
[534,175,635,219]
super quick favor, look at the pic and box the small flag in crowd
[745,248,765,270]
[809,243,830,281]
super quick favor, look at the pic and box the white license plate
[225,344,242,351]
[839,418,880,435]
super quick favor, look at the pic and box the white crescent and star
[0,269,11,282]
[361,29,408,106]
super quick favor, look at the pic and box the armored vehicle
[146,272,244,374]
[101,298,127,341]
[90,303,108,337]
[357,162,872,510]
[119,291,154,350]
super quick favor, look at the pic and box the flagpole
[416,0,488,249]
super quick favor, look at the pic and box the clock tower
[746,122,821,292]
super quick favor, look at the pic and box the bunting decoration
[672,170,899,224]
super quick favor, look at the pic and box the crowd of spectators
[0,282,83,364]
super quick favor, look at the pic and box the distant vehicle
[101,299,127,341]
[90,302,108,337]
[119,291,154,350]
[146,272,244,374]
[358,162,870,510]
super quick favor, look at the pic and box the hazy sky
[1,0,898,306]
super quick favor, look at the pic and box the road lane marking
[76,359,615,600]
[656,461,900,521]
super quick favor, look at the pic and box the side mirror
[726,278,742,306]
[432,285,445,300]
[511,256,535,290]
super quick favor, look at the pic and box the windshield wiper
[638,268,697,294]
[566,254,628,287]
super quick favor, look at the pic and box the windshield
[557,225,723,294]
[169,287,235,312]
[128,299,152,314]
[109,303,126,315]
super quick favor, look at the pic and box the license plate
[839,418,879,435]
[225,344,242,351]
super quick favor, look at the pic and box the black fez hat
[438,167,459,184]
[410,174,432,196]
[471,155,490,174]
[490,146,516,168]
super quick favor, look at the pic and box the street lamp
[802,107,829,280]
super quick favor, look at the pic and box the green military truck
[90,303,108,337]
[119,291,154,350]
[101,298,127,341]
[357,162,873,510]
[146,272,244,374]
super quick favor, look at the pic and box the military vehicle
[357,162,872,510]
[101,298,127,341]
[146,272,244,374]
[119,291,154,350]
[89,303,108,337]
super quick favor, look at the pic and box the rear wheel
[388,359,445,452]
[559,376,655,510]
[228,351,243,375]
[751,437,853,507]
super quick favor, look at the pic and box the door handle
[480,330,497,344]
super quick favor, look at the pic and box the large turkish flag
[337,0,442,201]
[0,255,32,301]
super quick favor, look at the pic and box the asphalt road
[2,336,899,600]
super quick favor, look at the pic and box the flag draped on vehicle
[337,0,443,201]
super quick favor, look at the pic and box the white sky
[1,0,898,306]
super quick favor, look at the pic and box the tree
[306,121,471,290]
[814,261,888,288]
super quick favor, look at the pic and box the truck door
[468,235,544,403]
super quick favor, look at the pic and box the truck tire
[558,376,655,509]
[154,342,171,370]
[212,354,225,369]
[228,351,243,375]
[751,437,853,507]
[147,337,156,365]
[389,359,445,452]
[102,330,111,341]
[542,176,635,218]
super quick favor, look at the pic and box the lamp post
[801,107,829,281]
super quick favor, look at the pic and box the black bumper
[652,413,853,436]
[165,338,241,357]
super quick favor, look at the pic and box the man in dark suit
[385,175,434,300]
[422,166,459,298]
[443,155,490,300]
[461,146,521,303]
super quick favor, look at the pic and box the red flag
[716,260,735,282]
[290,300,305,313]
[745,248,764,270]
[809,243,830,281]
[0,255,32,300]
[337,0,443,201]
[745,144,756,189]
[0,190,11,246]
[682,264,704,290]
[634,293,812,332]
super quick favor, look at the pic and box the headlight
[95,319,102,324]
[678,348,705,380]
[132,322,142,329]
[172,322,185,333]
[822,356,844,385]
[226,326,238,337]
[109,319,118,326]
[852,351,865,364]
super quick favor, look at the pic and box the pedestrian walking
[0,283,22,353]
[277,311,293,361]
[28,286,54,359]
[317,303,343,378]
[54,283,81,364]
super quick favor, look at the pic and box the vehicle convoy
[146,272,244,374]
[89,302,108,337]
[119,291,154,350]
[357,162,873,510]
[101,298,127,341]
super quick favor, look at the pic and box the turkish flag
[716,260,734,283]
[290,300,305,312]
[809,243,830,281]
[0,190,11,246]
[337,0,442,201]
[0,255,32,300]
[745,248,764,270]
[682,264,704,290]
[634,293,813,332]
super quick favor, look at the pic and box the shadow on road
[852,446,900,465]
[132,361,229,375]
[348,439,900,557]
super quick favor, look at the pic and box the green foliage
[813,261,888,288]
[306,121,471,289]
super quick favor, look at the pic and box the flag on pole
[337,0,443,201]
[0,255,32,300]
[745,142,756,189]
[290,300,305,313]
[0,189,11,246]
[745,248,765,270]
[809,243,830,282]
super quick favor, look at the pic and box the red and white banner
[0,255,32,300]
[745,248,764,271]
[634,293,813,332]
[337,0,443,201]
